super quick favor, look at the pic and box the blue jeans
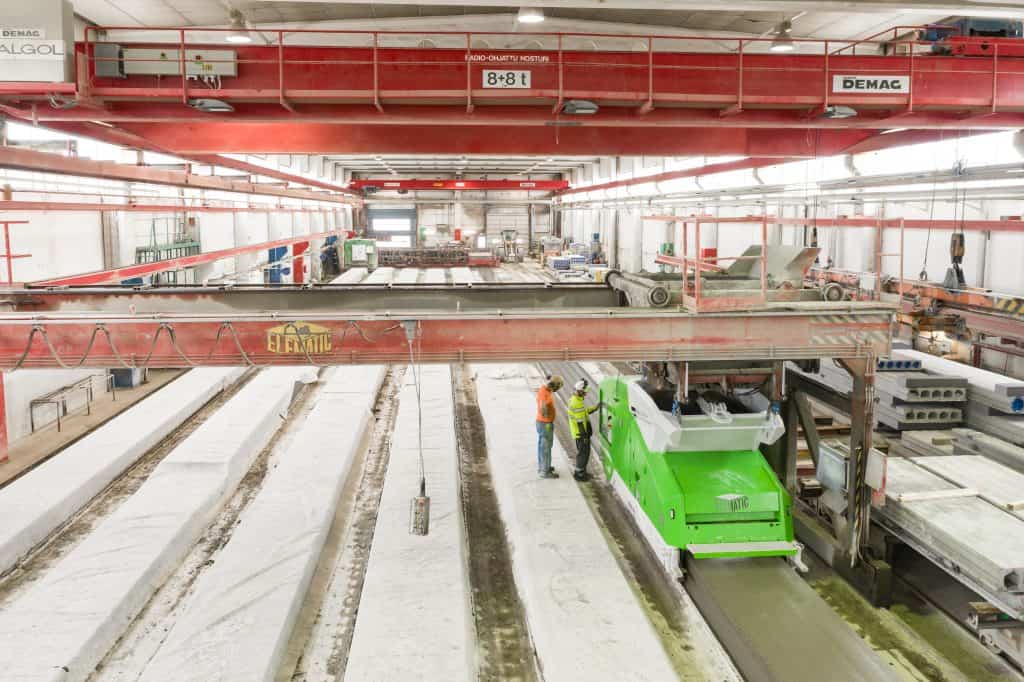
[536,421,554,474]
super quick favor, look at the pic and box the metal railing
[66,25,1015,115]
[645,213,906,313]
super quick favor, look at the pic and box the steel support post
[837,355,876,561]
[0,371,7,463]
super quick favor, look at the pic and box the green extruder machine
[598,376,800,561]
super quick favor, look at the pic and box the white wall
[3,370,108,444]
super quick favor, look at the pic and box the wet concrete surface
[452,365,538,682]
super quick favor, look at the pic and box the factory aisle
[473,365,679,681]
[0,367,314,682]
[136,366,386,682]
[344,364,475,681]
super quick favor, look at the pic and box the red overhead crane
[1,27,1022,156]
[349,179,568,191]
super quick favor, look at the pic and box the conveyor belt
[685,556,900,682]
[540,361,901,682]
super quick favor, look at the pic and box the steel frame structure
[27,231,337,286]
[0,147,357,205]
[0,305,892,370]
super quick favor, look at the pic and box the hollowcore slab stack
[894,348,1024,416]
[793,360,966,430]
[875,457,1024,619]
[0,367,314,682]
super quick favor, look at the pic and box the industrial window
[371,217,413,232]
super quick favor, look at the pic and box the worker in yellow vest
[568,379,599,481]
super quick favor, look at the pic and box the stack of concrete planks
[892,430,957,458]
[952,428,1024,474]
[793,359,967,430]
[876,457,1024,619]
[894,349,1024,445]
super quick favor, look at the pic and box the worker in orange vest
[536,375,564,478]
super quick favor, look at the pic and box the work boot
[541,469,559,479]
[573,471,591,482]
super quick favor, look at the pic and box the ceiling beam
[186,154,360,197]
[111,123,883,156]
[559,157,785,195]
[263,0,1024,19]
[0,147,356,205]
[32,231,339,286]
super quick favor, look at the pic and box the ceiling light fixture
[188,98,234,113]
[819,105,858,120]
[225,9,252,44]
[517,7,545,24]
[769,20,795,53]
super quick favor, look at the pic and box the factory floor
[0,362,1018,681]
[0,369,184,488]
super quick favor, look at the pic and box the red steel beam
[188,154,359,197]
[560,158,784,196]
[0,308,892,369]
[349,179,568,191]
[108,123,883,156]
[31,231,336,286]
[0,147,355,205]
[0,201,341,213]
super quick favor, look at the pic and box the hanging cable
[404,320,430,535]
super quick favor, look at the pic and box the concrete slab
[343,365,475,681]
[395,268,420,284]
[0,367,245,576]
[361,267,395,284]
[422,268,446,284]
[331,268,367,284]
[474,365,677,682]
[0,367,313,682]
[139,366,386,682]
[913,455,1024,512]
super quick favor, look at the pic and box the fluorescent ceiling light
[770,20,795,53]
[517,7,545,23]
[188,98,234,113]
[225,10,252,44]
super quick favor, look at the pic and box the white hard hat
[574,379,588,392]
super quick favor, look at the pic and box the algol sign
[0,27,64,61]
[832,74,910,94]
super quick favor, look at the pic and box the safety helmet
[574,379,588,392]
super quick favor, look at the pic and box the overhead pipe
[606,269,671,307]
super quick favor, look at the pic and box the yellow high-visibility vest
[567,393,597,440]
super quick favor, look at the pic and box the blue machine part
[922,18,1023,42]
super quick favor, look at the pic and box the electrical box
[122,48,237,77]
[93,43,124,78]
